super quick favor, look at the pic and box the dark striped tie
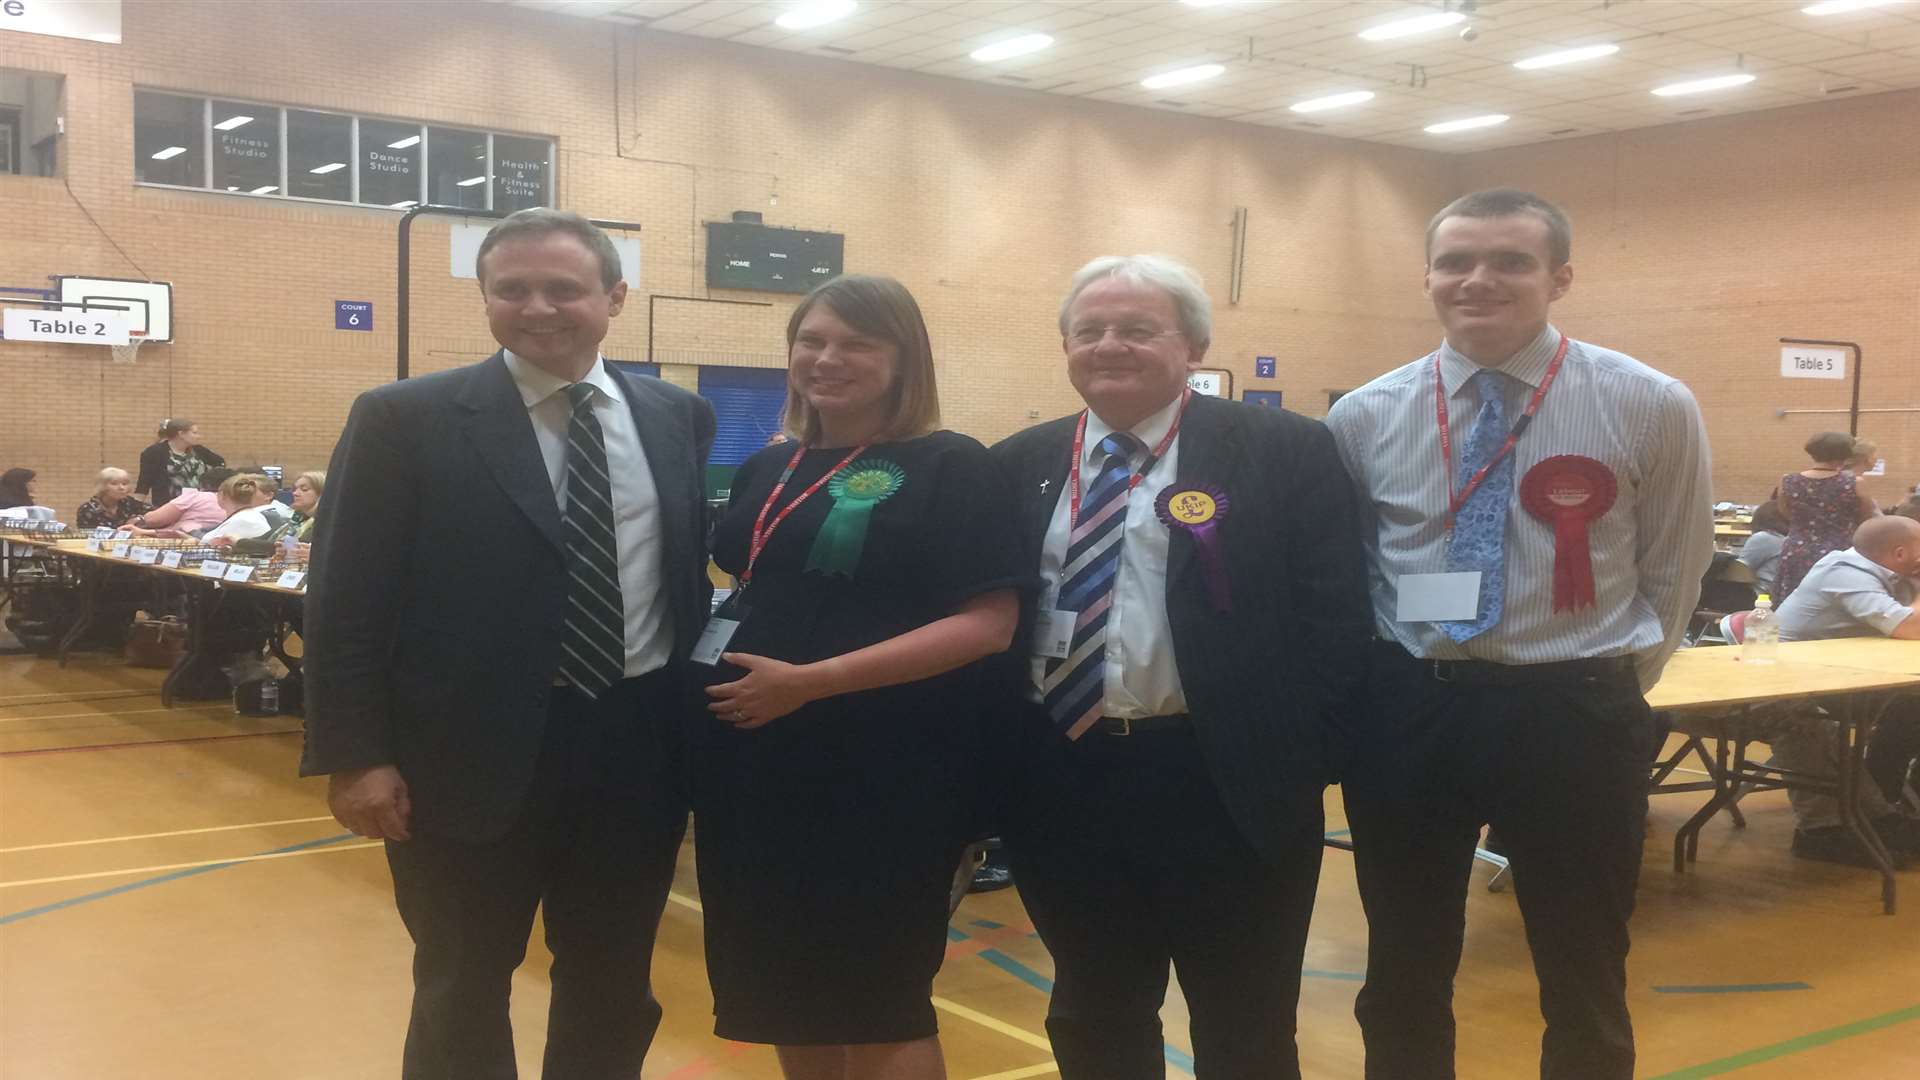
[1041,430,1142,739]
[558,382,626,698]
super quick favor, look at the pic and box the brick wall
[2,1,1915,516]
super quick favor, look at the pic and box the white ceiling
[510,0,1920,151]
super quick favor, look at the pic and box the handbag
[125,615,188,669]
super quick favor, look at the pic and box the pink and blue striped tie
[1042,431,1142,739]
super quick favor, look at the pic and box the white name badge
[198,559,229,578]
[1034,609,1077,660]
[690,617,741,666]
[113,529,133,540]
[276,570,306,590]
[134,547,161,564]
[91,527,115,539]
[223,563,256,583]
[84,538,102,552]
[110,542,131,558]
[160,550,184,569]
[1396,571,1483,623]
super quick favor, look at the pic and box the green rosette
[804,458,906,578]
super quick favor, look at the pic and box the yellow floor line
[0,706,201,725]
[965,1064,1059,1080]
[664,889,1055,1054]
[0,841,384,889]
[0,690,151,708]
[929,997,1055,1053]
[0,816,337,854]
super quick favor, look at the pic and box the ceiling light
[1181,0,1236,7]
[249,184,278,195]
[1802,0,1905,15]
[1359,11,1466,41]
[1141,63,1225,90]
[776,0,856,30]
[150,145,187,160]
[308,162,346,174]
[1652,73,1756,96]
[456,175,487,187]
[970,33,1053,63]
[387,135,421,149]
[1514,44,1621,70]
[1424,114,1510,134]
[213,115,254,131]
[1290,90,1375,113]
[389,200,418,209]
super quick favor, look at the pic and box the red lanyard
[742,442,868,583]
[1436,335,1571,530]
[1068,389,1190,528]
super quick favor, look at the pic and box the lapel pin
[1039,478,1051,495]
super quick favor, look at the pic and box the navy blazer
[991,393,1373,858]
[300,352,715,842]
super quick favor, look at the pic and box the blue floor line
[1654,982,1814,994]
[0,833,358,927]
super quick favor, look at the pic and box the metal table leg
[1834,694,1897,915]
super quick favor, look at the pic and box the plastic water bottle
[1743,593,1779,664]
[260,680,280,714]
[279,531,299,561]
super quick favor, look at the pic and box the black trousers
[385,671,688,1080]
[1006,725,1324,1080]
[1344,643,1655,1080]
[1867,694,1920,809]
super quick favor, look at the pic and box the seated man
[1768,516,1920,866]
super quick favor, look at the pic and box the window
[286,109,351,202]
[0,69,63,178]
[360,118,422,208]
[131,89,551,212]
[428,126,487,209]
[211,100,278,196]
[493,134,551,212]
[134,91,203,187]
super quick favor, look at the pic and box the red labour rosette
[1519,455,1617,612]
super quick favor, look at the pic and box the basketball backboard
[56,276,173,342]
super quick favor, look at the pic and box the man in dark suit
[991,255,1372,1078]
[302,208,715,1079]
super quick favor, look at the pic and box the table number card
[160,550,184,569]
[275,570,306,590]
[134,547,161,564]
[110,542,131,558]
[199,560,229,578]
[222,563,256,583]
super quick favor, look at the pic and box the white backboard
[57,276,173,342]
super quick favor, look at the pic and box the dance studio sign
[0,0,122,45]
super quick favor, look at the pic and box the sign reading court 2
[0,0,123,45]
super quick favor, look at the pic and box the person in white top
[203,473,293,547]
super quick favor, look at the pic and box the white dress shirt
[1777,547,1917,642]
[1325,325,1715,690]
[505,351,672,677]
[1030,393,1186,718]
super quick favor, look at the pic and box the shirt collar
[1083,392,1184,465]
[503,350,621,409]
[1831,547,1907,590]
[1437,324,1563,399]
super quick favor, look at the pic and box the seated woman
[129,467,236,538]
[1736,500,1788,595]
[229,470,322,557]
[202,473,294,549]
[0,468,38,510]
[75,468,151,530]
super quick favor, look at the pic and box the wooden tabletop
[1674,637,1920,677]
[1646,645,1920,711]
[28,538,309,597]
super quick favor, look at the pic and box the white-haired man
[991,254,1373,1078]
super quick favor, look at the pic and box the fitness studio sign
[0,0,122,45]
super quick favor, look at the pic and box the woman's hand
[206,535,236,550]
[705,654,827,730]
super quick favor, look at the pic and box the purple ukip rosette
[1155,482,1232,613]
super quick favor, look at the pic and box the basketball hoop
[109,336,146,365]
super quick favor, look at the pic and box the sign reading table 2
[1781,345,1846,380]
[335,301,373,332]
[3,307,131,345]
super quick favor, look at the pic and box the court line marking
[0,816,337,854]
[966,1065,1059,1080]
[0,689,151,708]
[1646,1001,1920,1079]
[1653,982,1813,994]
[0,706,190,724]
[0,839,383,889]
[0,729,301,757]
[0,833,360,926]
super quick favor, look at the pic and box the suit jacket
[991,393,1372,859]
[299,352,716,842]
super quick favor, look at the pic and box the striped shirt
[1325,325,1714,690]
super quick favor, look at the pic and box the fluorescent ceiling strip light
[1141,63,1225,89]
[1803,1,1905,15]
[387,135,421,149]
[971,33,1053,63]
[249,185,278,195]
[1360,11,1465,41]
[1652,73,1756,96]
[213,115,254,131]
[150,145,187,160]
[1514,44,1620,70]
[456,176,487,187]
[776,0,856,30]
[1424,114,1509,134]
[308,162,346,174]
[1290,90,1375,113]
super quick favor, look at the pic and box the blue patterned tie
[1042,431,1142,739]
[1440,369,1512,642]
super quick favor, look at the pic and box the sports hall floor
[3,649,1918,1079]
